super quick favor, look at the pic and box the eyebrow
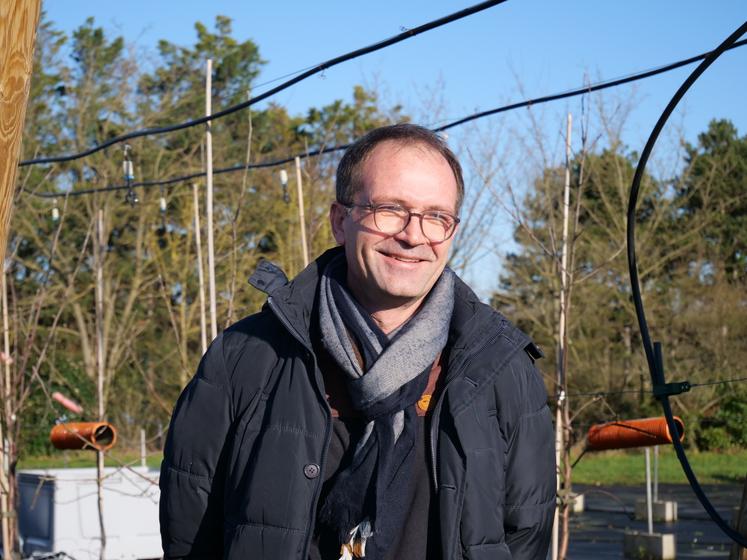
[369,197,456,213]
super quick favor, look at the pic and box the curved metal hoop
[626,20,747,547]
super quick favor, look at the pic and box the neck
[349,291,428,335]
[369,304,422,335]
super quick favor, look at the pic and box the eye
[423,211,455,228]
[374,204,408,217]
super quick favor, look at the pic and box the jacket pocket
[460,447,505,547]
[465,542,513,560]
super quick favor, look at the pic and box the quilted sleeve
[159,335,232,559]
[503,355,556,560]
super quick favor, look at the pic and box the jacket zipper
[267,297,333,560]
[429,329,503,491]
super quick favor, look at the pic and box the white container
[18,466,161,560]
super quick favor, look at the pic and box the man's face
[330,141,459,313]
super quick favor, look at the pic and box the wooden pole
[94,208,107,560]
[0,0,41,265]
[205,59,217,341]
[294,156,309,267]
[0,8,42,553]
[140,428,146,469]
[193,184,208,355]
[0,272,12,556]
[554,113,573,560]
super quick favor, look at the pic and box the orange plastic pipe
[587,416,684,451]
[49,422,117,451]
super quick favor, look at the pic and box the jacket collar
[250,247,341,349]
[249,246,535,364]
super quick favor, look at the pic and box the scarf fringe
[338,520,373,559]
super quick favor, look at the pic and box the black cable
[567,375,747,398]
[567,388,642,398]
[570,446,588,470]
[27,144,350,198]
[626,19,747,548]
[26,38,747,199]
[436,37,747,133]
[691,375,747,388]
[18,0,507,168]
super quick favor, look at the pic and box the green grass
[18,450,162,470]
[573,447,747,485]
[18,447,747,486]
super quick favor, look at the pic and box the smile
[379,251,427,264]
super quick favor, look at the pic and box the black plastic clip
[652,381,691,399]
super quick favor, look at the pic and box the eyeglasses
[342,202,460,243]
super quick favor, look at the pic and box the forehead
[358,141,458,211]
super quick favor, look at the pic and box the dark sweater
[308,350,444,560]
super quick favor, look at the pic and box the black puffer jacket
[159,248,556,560]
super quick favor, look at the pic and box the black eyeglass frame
[340,201,461,242]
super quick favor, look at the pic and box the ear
[329,202,347,245]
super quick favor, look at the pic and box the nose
[393,214,426,246]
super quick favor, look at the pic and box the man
[160,124,555,560]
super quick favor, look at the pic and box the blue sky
[42,1,746,139]
[41,1,746,294]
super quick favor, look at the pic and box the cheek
[432,240,453,263]
[354,233,381,260]
[345,237,374,280]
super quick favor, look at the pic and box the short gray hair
[335,123,464,212]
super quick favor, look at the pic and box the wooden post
[294,156,309,267]
[140,428,146,469]
[94,208,107,560]
[0,272,12,556]
[730,474,747,560]
[193,184,208,355]
[0,0,41,264]
[554,113,573,560]
[0,3,42,556]
[205,59,218,341]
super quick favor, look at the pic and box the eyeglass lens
[373,206,454,241]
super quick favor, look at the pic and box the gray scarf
[317,253,454,559]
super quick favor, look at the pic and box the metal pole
[95,208,107,560]
[645,447,654,535]
[552,404,562,560]
[294,156,309,267]
[140,428,146,469]
[193,184,208,355]
[205,59,217,340]
[653,445,659,502]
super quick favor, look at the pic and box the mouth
[378,250,429,264]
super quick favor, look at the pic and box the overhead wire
[567,374,747,398]
[18,0,508,167]
[26,38,747,199]
[434,37,747,133]
[690,375,747,389]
